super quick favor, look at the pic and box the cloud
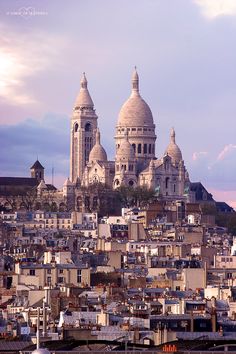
[192,151,208,161]
[0,114,70,187]
[217,144,236,160]
[194,0,236,19]
[0,23,67,107]
[208,189,236,210]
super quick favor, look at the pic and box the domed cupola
[89,128,107,163]
[115,68,156,171]
[117,68,154,127]
[116,130,135,160]
[114,130,137,188]
[74,73,94,109]
[165,128,182,165]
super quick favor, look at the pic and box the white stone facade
[68,69,190,200]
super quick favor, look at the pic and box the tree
[116,185,155,208]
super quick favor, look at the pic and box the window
[59,269,64,274]
[77,270,82,283]
[138,144,141,154]
[132,144,136,153]
[85,122,91,131]
[58,277,64,283]
[165,177,169,189]
[144,144,147,154]
[47,269,51,274]
[29,269,35,276]
[74,123,78,132]
[149,144,152,154]
[47,276,51,284]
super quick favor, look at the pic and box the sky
[0,0,235,208]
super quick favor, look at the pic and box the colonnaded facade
[69,69,190,200]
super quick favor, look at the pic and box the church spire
[131,66,140,96]
[170,127,176,143]
[81,72,88,89]
[95,128,101,145]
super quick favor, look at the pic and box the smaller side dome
[165,128,182,164]
[32,349,50,354]
[116,131,135,160]
[89,128,107,162]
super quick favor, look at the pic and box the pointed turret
[170,127,176,143]
[131,66,140,97]
[74,72,94,108]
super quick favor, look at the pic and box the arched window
[144,144,147,154]
[85,122,91,131]
[115,179,120,186]
[138,144,142,154]
[74,123,79,132]
[149,144,152,154]
[132,144,136,153]
[129,180,134,187]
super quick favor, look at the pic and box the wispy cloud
[194,0,236,19]
[217,144,236,160]
[192,151,208,161]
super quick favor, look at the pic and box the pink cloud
[208,188,236,210]
[217,144,236,161]
[192,151,208,161]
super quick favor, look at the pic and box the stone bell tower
[70,73,98,183]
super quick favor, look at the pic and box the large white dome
[117,69,154,127]
[118,96,154,127]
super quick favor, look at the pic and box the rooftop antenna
[52,165,54,186]
[36,307,40,349]
[42,299,47,338]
